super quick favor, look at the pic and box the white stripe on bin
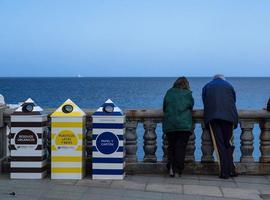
[93,163,124,169]
[92,175,124,180]
[51,162,83,168]
[92,152,124,158]
[11,150,46,157]
[11,172,46,179]
[11,161,46,168]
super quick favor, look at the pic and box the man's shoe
[219,175,229,179]
[230,172,239,177]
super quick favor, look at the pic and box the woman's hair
[173,77,190,89]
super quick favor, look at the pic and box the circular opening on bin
[103,104,114,113]
[62,104,73,113]
[22,103,34,113]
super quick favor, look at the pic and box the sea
[1,77,270,161]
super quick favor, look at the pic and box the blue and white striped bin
[92,99,125,180]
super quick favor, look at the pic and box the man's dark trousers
[209,119,235,177]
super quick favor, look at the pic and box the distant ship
[77,74,82,78]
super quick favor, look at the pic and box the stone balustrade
[1,107,270,174]
[0,105,8,172]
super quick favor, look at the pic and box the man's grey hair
[213,74,225,80]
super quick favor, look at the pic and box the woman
[162,77,194,177]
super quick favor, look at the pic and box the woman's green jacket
[162,87,194,133]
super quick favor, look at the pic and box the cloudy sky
[0,0,270,77]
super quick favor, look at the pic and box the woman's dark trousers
[166,131,191,173]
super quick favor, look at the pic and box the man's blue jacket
[202,78,238,128]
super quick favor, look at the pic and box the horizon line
[0,76,269,78]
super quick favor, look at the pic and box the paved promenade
[0,174,269,200]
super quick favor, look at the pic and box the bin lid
[51,99,86,117]
[92,99,123,116]
[12,98,44,115]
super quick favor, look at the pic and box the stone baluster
[0,126,7,159]
[0,105,5,128]
[143,120,157,162]
[86,117,93,160]
[162,132,168,163]
[259,120,270,162]
[201,122,214,162]
[240,121,254,162]
[0,105,7,173]
[125,120,138,163]
[0,125,7,174]
[43,127,49,157]
[185,123,196,162]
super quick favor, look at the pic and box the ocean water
[1,77,270,161]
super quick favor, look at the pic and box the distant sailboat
[77,74,82,78]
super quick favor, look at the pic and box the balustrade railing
[1,107,270,174]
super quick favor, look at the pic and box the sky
[0,0,270,77]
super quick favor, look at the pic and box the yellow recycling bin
[50,99,86,179]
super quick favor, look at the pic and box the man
[202,74,238,179]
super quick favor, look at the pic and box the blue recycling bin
[92,99,125,179]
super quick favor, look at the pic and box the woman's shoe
[166,163,171,171]
[175,172,182,178]
[174,168,182,178]
[169,166,175,177]
[177,170,182,177]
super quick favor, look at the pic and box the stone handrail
[1,107,270,174]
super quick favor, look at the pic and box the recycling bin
[51,99,86,179]
[92,99,125,179]
[10,98,48,179]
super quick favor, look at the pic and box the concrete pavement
[0,174,269,200]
